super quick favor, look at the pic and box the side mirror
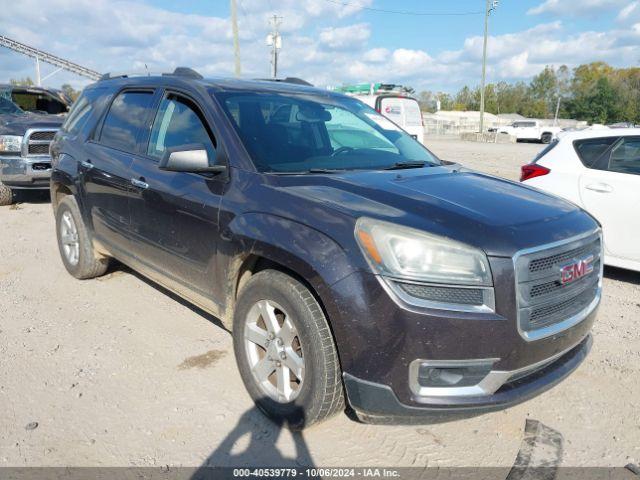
[159,144,226,174]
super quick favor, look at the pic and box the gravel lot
[1,136,639,469]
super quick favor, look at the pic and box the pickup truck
[0,85,70,205]
[496,120,562,144]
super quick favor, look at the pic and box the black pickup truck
[0,84,70,205]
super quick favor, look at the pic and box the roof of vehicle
[0,83,61,93]
[558,127,640,142]
[92,71,344,100]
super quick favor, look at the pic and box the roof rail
[163,67,203,80]
[99,67,204,82]
[257,77,313,87]
[98,72,156,81]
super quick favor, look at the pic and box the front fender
[221,213,362,345]
[227,212,357,290]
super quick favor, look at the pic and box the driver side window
[148,94,217,162]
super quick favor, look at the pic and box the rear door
[519,121,539,140]
[579,135,640,261]
[378,96,425,143]
[128,91,226,301]
[81,89,156,252]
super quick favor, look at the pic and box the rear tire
[541,132,553,144]
[233,269,344,429]
[55,196,109,279]
[0,182,13,206]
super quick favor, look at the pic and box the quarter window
[147,95,216,161]
[606,137,640,175]
[573,137,618,168]
[99,91,154,152]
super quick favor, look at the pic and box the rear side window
[100,91,154,152]
[605,137,640,175]
[573,137,618,168]
[147,94,216,161]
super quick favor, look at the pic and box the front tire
[233,270,344,429]
[0,181,13,206]
[55,196,109,279]
[541,132,553,144]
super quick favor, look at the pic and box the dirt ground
[1,136,639,469]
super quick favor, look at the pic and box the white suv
[498,120,562,144]
[521,128,640,272]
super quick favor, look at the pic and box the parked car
[51,69,601,428]
[497,120,562,144]
[335,83,425,144]
[0,84,70,205]
[521,128,640,272]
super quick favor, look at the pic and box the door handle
[585,183,613,193]
[80,160,94,170]
[131,178,149,189]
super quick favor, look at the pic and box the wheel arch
[224,213,360,367]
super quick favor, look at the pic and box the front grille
[24,129,57,157]
[398,283,484,305]
[515,232,602,339]
[28,144,50,155]
[28,131,55,141]
[529,240,599,276]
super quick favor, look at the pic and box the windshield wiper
[383,161,431,171]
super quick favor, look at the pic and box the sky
[1,0,639,93]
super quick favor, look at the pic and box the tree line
[418,62,640,125]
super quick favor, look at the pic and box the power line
[324,0,484,16]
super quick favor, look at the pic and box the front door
[579,136,640,262]
[128,92,226,301]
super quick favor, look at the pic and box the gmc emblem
[560,255,594,285]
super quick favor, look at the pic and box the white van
[335,84,425,145]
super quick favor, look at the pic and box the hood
[0,113,65,136]
[272,165,598,257]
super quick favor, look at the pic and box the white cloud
[617,1,640,23]
[319,23,370,49]
[528,0,628,16]
[363,48,390,63]
[0,0,639,93]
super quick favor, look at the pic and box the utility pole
[230,0,241,77]
[267,15,282,79]
[479,0,498,134]
[35,56,41,86]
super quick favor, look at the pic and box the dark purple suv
[50,69,602,428]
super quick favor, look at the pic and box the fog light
[416,361,495,389]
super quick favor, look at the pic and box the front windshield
[0,97,24,115]
[213,91,439,173]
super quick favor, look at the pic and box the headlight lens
[0,135,23,153]
[355,217,492,286]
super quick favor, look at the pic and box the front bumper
[0,155,51,189]
[344,335,592,420]
[323,262,598,419]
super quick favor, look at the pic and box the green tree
[60,84,81,101]
[9,77,35,86]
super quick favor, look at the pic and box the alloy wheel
[60,210,80,266]
[244,299,305,403]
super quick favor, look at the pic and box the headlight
[355,217,492,286]
[0,135,23,153]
